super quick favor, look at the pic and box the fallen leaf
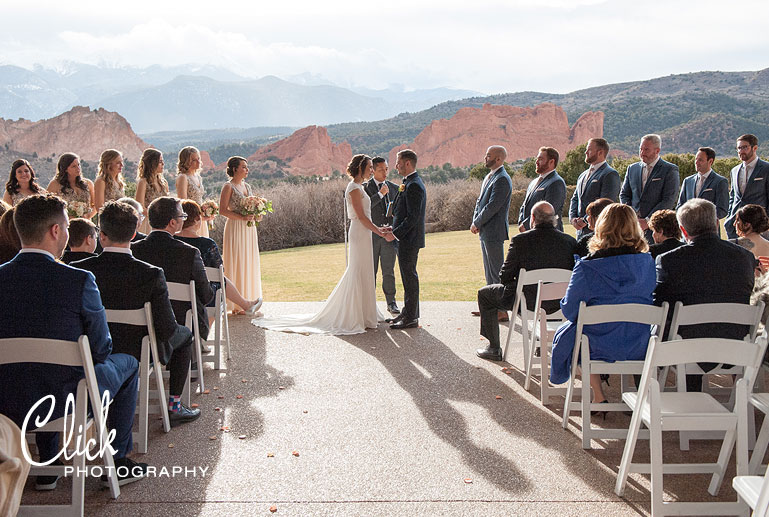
[269,506,277,513]
[168,443,175,448]
[238,435,247,439]
[191,403,199,408]
[220,426,230,431]
[241,379,248,383]
[278,386,285,390]
[214,407,221,411]
[267,453,274,457]
[457,327,461,330]
[202,389,211,394]
[218,396,225,399]
[464,478,473,484]
[213,386,219,390]
[292,451,300,457]
[209,436,217,441]
[236,395,243,399]
[495,395,502,400]
[302,410,308,414]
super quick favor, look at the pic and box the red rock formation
[199,150,215,171]
[389,103,604,167]
[0,106,149,162]
[245,125,352,176]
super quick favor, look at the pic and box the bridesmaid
[135,148,169,234]
[48,153,97,219]
[94,149,126,213]
[4,159,45,205]
[219,156,262,314]
[175,146,209,237]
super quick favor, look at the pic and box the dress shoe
[101,457,149,487]
[387,302,400,315]
[35,459,63,491]
[385,314,404,324]
[390,319,418,329]
[498,311,509,322]
[476,346,503,361]
[245,297,263,316]
[169,404,202,427]
[471,310,481,316]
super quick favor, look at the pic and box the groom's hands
[380,225,396,242]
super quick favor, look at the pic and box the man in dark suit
[677,147,729,226]
[725,134,769,239]
[94,197,147,253]
[364,156,399,315]
[61,217,97,264]
[132,197,214,344]
[620,134,680,243]
[519,147,567,232]
[569,138,621,240]
[75,201,200,426]
[384,149,426,329]
[476,201,578,361]
[0,194,146,489]
[648,209,683,259]
[653,198,755,390]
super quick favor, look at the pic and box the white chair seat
[733,475,763,509]
[751,392,769,413]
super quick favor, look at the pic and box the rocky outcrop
[0,106,149,162]
[388,103,604,167]
[246,125,352,176]
[199,150,215,171]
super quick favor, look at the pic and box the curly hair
[6,159,42,196]
[736,204,769,235]
[180,199,201,229]
[226,156,246,178]
[589,203,648,253]
[98,149,125,194]
[55,153,88,194]
[649,209,682,239]
[177,146,201,176]
[346,154,371,179]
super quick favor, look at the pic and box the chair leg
[582,366,592,450]
[540,337,551,405]
[709,425,737,495]
[749,415,769,475]
[524,329,538,391]
[224,304,231,360]
[137,344,150,454]
[650,414,664,517]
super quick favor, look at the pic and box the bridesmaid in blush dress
[94,149,126,214]
[135,148,169,234]
[3,159,45,206]
[176,146,210,238]
[47,153,97,219]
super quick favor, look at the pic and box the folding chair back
[733,467,769,516]
[204,266,231,369]
[167,280,203,398]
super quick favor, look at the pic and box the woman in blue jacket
[550,203,656,406]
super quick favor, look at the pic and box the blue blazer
[392,172,426,249]
[620,159,680,218]
[472,166,512,242]
[569,163,621,239]
[518,171,567,231]
[0,252,113,425]
[725,159,769,238]
[677,172,729,218]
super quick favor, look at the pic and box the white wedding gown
[251,181,385,335]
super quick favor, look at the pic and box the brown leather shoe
[498,311,509,322]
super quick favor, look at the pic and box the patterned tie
[695,174,705,197]
[641,164,650,190]
[739,164,747,195]
[582,165,596,195]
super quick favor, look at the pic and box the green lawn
[261,225,577,301]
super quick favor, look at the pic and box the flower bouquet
[200,199,219,230]
[67,201,90,218]
[241,195,273,227]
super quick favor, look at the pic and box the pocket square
[702,188,712,192]
[754,177,764,181]
[651,178,661,182]
[536,187,545,191]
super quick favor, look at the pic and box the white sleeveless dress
[252,181,384,335]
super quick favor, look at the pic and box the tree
[556,144,587,186]
[519,158,537,178]
[468,162,514,181]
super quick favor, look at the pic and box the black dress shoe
[35,459,63,491]
[476,347,503,361]
[390,319,418,329]
[385,314,404,324]
[101,457,149,487]
[387,302,400,315]
[169,404,202,427]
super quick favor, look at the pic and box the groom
[385,149,426,329]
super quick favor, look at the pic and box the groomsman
[677,147,729,223]
[725,134,769,239]
[518,147,566,232]
[364,157,399,315]
[568,138,620,240]
[620,134,680,243]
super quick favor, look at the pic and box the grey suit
[620,158,680,242]
[677,172,729,218]
[568,162,621,240]
[473,166,512,284]
[518,171,567,231]
[725,158,769,239]
[364,178,398,304]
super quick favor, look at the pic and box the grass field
[261,225,578,301]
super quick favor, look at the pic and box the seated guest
[0,194,146,489]
[550,203,655,408]
[648,209,683,259]
[131,197,214,342]
[731,204,769,267]
[176,200,262,315]
[0,207,21,264]
[654,198,755,391]
[476,201,578,361]
[117,197,147,242]
[74,202,200,425]
[575,197,614,257]
[61,218,97,264]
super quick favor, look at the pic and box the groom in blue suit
[677,147,729,222]
[518,147,566,232]
[724,134,769,239]
[568,138,620,240]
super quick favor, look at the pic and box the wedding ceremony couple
[252,149,426,335]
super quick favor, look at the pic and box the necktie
[641,164,650,189]
[695,175,705,197]
[481,171,493,194]
[582,165,596,195]
[739,164,747,194]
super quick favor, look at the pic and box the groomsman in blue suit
[569,138,621,240]
[620,134,680,243]
[725,134,769,239]
[677,147,729,225]
[518,147,566,232]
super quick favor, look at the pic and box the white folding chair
[615,334,768,516]
[104,302,171,454]
[733,467,769,516]
[502,268,573,366]
[524,280,569,405]
[561,302,668,449]
[167,280,203,398]
[0,336,121,516]
[204,266,231,370]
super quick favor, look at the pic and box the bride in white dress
[252,154,389,335]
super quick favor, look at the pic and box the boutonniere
[399,184,406,192]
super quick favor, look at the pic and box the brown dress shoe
[498,311,509,322]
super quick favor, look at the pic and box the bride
[252,154,389,335]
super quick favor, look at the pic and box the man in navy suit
[384,149,426,329]
[677,147,729,222]
[569,138,620,240]
[518,147,566,232]
[0,194,146,489]
[620,134,680,243]
[725,134,769,239]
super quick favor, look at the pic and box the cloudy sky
[2,0,769,94]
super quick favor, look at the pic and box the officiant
[365,157,400,316]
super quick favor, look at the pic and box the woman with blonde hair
[134,148,169,234]
[4,159,45,206]
[94,149,126,213]
[176,146,210,237]
[550,203,656,410]
[48,153,96,219]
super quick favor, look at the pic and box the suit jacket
[0,252,113,425]
[620,159,680,218]
[649,238,684,259]
[677,172,729,218]
[131,231,214,338]
[499,224,578,313]
[61,250,97,264]
[518,171,567,231]
[472,166,513,242]
[392,172,426,249]
[364,178,398,227]
[95,231,146,254]
[569,163,621,239]
[74,251,180,362]
[725,158,769,238]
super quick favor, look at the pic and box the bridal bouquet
[200,199,219,230]
[241,195,273,227]
[67,201,90,218]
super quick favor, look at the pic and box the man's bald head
[484,145,508,170]
[531,201,556,228]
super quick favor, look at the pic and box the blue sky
[2,0,768,94]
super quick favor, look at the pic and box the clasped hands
[379,225,396,241]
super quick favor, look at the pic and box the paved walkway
[21,302,747,516]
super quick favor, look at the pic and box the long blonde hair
[177,146,201,176]
[589,203,649,253]
[98,149,125,193]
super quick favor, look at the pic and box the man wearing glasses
[725,134,769,239]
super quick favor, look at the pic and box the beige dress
[104,179,126,203]
[222,181,262,310]
[59,185,92,218]
[182,173,209,238]
[138,179,169,234]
